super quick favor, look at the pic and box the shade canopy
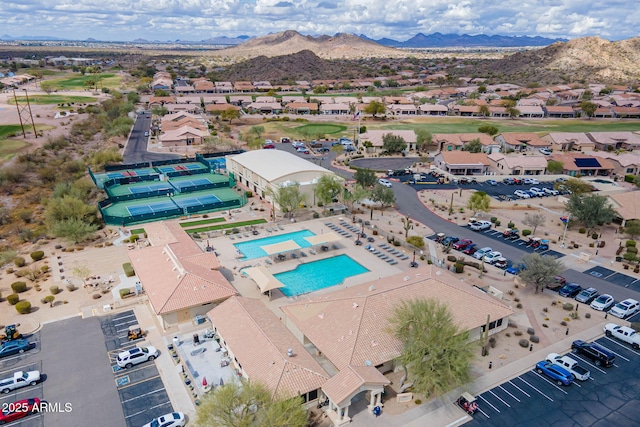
[304,232,342,246]
[242,266,284,293]
[261,240,301,255]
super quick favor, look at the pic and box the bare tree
[523,212,546,235]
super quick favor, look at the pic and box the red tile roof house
[359,130,417,152]
[433,151,490,175]
[207,296,329,404]
[280,266,513,424]
[544,105,577,118]
[160,126,208,146]
[609,191,640,226]
[487,153,548,176]
[418,103,448,116]
[515,105,545,118]
[540,132,595,152]
[587,132,640,151]
[591,152,640,176]
[128,221,236,330]
[611,106,640,118]
[285,102,319,114]
[433,133,500,154]
[200,95,228,105]
[548,152,615,177]
[164,103,200,114]
[495,133,551,153]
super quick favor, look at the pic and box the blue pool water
[275,255,369,297]
[234,230,316,260]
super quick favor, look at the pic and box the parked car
[292,141,305,149]
[280,137,291,143]
[453,239,473,250]
[487,179,498,186]
[503,178,515,185]
[117,346,159,369]
[502,228,519,240]
[296,147,310,154]
[506,263,526,275]
[0,398,41,424]
[590,294,615,311]
[473,247,493,260]
[483,251,503,264]
[378,179,393,188]
[571,340,616,367]
[556,177,568,183]
[263,142,276,149]
[310,141,323,148]
[512,178,523,185]
[575,287,598,304]
[344,145,356,152]
[529,187,545,197]
[539,148,552,155]
[0,370,41,394]
[470,220,492,231]
[546,275,567,291]
[604,323,640,349]
[0,340,36,359]
[608,298,640,319]
[142,412,186,427]
[524,178,540,185]
[543,187,559,196]
[462,244,478,255]
[558,282,583,298]
[545,353,590,381]
[442,236,460,246]
[514,190,531,199]
[494,257,509,269]
[535,360,574,386]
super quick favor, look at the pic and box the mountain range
[0,32,565,47]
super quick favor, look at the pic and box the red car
[0,398,41,424]
[453,239,473,250]
[462,244,477,255]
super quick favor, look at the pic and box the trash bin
[173,336,181,347]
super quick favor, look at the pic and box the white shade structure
[261,240,301,255]
[304,232,342,246]
[242,266,284,294]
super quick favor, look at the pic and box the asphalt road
[123,113,180,164]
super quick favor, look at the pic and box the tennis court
[155,163,207,174]
[173,194,221,208]
[106,168,156,179]
[126,201,179,216]
[129,183,174,194]
[170,177,213,191]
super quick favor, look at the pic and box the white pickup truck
[545,353,590,381]
[604,323,640,349]
[0,370,41,394]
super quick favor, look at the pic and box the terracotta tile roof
[321,365,390,407]
[610,191,640,221]
[161,112,200,123]
[588,132,640,146]
[545,106,575,113]
[549,152,615,171]
[208,297,329,397]
[128,221,235,315]
[206,104,240,112]
[591,152,640,168]
[433,133,496,147]
[544,132,593,146]
[501,133,550,147]
[439,151,489,165]
[149,96,176,104]
[359,130,417,146]
[163,118,207,132]
[487,153,548,168]
[281,266,513,371]
[286,102,319,111]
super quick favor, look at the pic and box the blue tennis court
[129,183,173,194]
[184,163,205,170]
[173,194,221,208]
[106,169,155,179]
[127,201,178,216]
[171,178,212,190]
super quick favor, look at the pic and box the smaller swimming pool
[234,230,316,260]
[275,255,369,297]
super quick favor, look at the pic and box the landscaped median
[184,218,267,234]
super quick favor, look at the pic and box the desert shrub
[129,234,140,242]
[543,307,548,312]
[392,240,401,247]
[41,265,49,273]
[66,284,77,292]
[623,252,637,261]
[50,285,60,295]
[30,251,45,261]
[569,311,579,319]
[542,324,548,328]
[516,303,523,308]
[514,330,523,336]
[591,233,599,240]
[92,294,101,299]
[454,262,464,273]
[514,297,520,302]
[414,399,422,405]
[527,327,535,335]
[518,339,529,348]
[625,174,636,183]
[507,222,515,229]
[627,246,638,254]
[522,229,532,236]
[312,212,320,219]
[14,257,26,267]
[563,303,574,311]
[585,313,591,319]
[123,262,135,277]
[11,281,27,293]
[578,227,586,234]
[488,336,497,348]
[43,295,55,304]
[7,294,20,305]
[626,240,637,247]
[490,217,497,223]
[15,301,31,314]
[530,335,540,343]
[560,320,568,326]
[119,288,131,299]
[407,236,424,248]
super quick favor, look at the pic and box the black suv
[571,340,616,367]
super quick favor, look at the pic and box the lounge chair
[309,249,317,255]
[385,258,394,263]
[325,222,333,226]
[291,253,299,259]
[266,227,272,232]
[390,260,398,265]
[380,255,390,260]
[229,235,235,240]
[243,232,249,237]
[278,224,284,230]
[332,244,339,250]
[265,258,273,265]
[380,244,389,249]
[400,255,409,260]
[300,251,307,257]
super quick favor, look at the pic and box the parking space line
[598,341,631,361]
[0,362,40,376]
[113,363,158,378]
[125,401,172,419]
[489,390,511,407]
[518,377,554,401]
[478,395,501,413]
[507,380,530,397]
[476,408,491,419]
[114,319,138,327]
[498,385,521,402]
[121,388,165,403]
[118,374,161,390]
[568,354,607,374]
[531,371,569,393]
[603,337,640,356]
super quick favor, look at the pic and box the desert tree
[416,128,433,151]
[370,184,396,215]
[363,100,386,118]
[565,193,616,235]
[623,220,640,240]
[461,139,482,153]
[342,185,369,212]
[221,108,241,123]
[466,191,490,216]
[506,106,520,119]
[522,212,546,235]
[478,105,491,118]
[382,133,407,154]
[478,125,499,136]
[265,183,306,219]
[557,178,594,195]
[518,253,564,293]
[314,175,343,207]
[580,101,597,119]
[547,160,564,174]
[353,168,377,188]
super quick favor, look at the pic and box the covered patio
[304,231,343,251]
[241,265,284,299]
[261,240,302,261]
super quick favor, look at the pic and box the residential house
[487,153,548,176]
[540,132,595,152]
[544,106,577,118]
[164,103,200,114]
[253,81,273,91]
[587,132,640,151]
[175,95,202,105]
[201,95,228,105]
[245,102,283,114]
[233,81,255,92]
[255,96,277,103]
[433,151,490,175]
[285,102,318,114]
[591,152,640,176]
[205,104,241,114]
[433,133,500,153]
[609,191,640,226]
[359,130,417,151]
[516,105,545,118]
[175,85,195,94]
[128,221,236,329]
[148,96,176,108]
[388,104,417,115]
[548,152,615,177]
[320,104,351,115]
[450,105,480,116]
[418,104,448,116]
[229,95,253,107]
[214,81,233,93]
[162,117,207,133]
[612,107,640,118]
[496,133,551,152]
[593,107,614,118]
[281,96,306,104]
[160,126,208,146]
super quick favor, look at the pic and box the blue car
[0,339,36,358]
[506,263,526,275]
[535,361,574,386]
[559,282,583,298]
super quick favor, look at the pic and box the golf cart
[127,325,147,341]
[0,324,22,343]
[456,392,479,415]
[537,239,550,251]
[502,228,519,240]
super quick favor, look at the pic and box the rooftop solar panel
[574,158,601,168]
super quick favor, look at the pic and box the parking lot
[100,310,173,427]
[0,344,44,427]
[465,336,640,426]
[476,227,565,260]
[583,266,640,292]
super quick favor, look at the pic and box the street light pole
[561,213,570,248]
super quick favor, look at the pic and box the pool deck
[194,217,412,318]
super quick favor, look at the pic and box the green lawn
[180,217,226,228]
[0,125,25,139]
[0,139,30,162]
[186,219,267,234]
[129,228,146,235]
[10,95,97,105]
[294,123,347,136]
[42,73,122,91]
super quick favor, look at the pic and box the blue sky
[0,0,636,42]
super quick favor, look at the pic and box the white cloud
[0,0,635,41]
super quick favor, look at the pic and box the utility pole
[12,89,38,138]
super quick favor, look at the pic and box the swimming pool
[275,255,369,297]
[234,230,316,260]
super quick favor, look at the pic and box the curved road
[123,113,181,163]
